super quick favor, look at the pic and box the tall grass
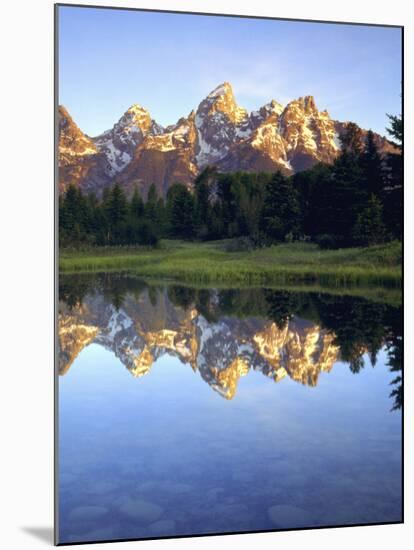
[59,240,402,289]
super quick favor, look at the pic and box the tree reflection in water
[59,274,402,410]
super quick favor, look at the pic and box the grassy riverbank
[59,239,402,288]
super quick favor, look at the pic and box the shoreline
[59,240,402,289]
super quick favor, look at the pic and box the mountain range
[58,82,395,198]
[59,287,339,399]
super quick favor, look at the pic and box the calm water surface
[58,274,402,544]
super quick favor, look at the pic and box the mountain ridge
[58,82,397,197]
[58,288,339,399]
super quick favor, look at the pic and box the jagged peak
[282,95,319,119]
[303,95,317,112]
[97,103,155,137]
[58,105,87,136]
[58,104,70,116]
[125,103,149,115]
[175,115,190,126]
[262,99,284,115]
[269,99,283,109]
[207,81,233,99]
[58,103,97,156]
[165,115,191,133]
[196,81,247,127]
[293,95,317,112]
[58,105,80,126]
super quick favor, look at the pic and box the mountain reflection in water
[57,274,402,544]
[59,274,402,408]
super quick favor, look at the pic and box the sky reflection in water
[58,276,402,544]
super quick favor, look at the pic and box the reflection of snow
[235,127,251,139]
[105,307,134,339]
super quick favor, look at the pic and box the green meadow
[60,239,402,290]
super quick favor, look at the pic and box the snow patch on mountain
[333,132,342,150]
[93,104,165,174]
[207,82,231,99]
[59,83,396,196]
[105,307,134,340]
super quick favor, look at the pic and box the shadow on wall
[21,527,54,545]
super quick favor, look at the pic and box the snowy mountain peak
[207,81,233,99]
[126,103,148,114]
[59,87,397,198]
[200,81,247,122]
[254,100,284,122]
[193,82,251,167]
[91,103,165,176]
[302,95,318,115]
[289,95,318,115]
[268,99,284,112]
[116,104,152,131]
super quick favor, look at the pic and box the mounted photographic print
[56,4,403,545]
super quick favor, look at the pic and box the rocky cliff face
[117,112,199,198]
[93,104,164,175]
[58,288,339,399]
[58,106,113,195]
[58,83,396,197]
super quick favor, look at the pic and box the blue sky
[58,6,402,137]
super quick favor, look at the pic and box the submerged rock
[118,497,163,523]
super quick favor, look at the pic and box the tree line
[59,114,402,249]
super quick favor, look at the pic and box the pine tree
[106,183,127,243]
[327,149,365,246]
[217,173,237,238]
[167,183,194,238]
[293,163,332,238]
[59,184,87,244]
[208,201,225,240]
[360,130,384,197]
[107,183,127,226]
[352,194,387,246]
[137,220,159,246]
[229,172,263,238]
[194,180,210,238]
[156,197,167,236]
[384,113,403,239]
[261,172,300,242]
[83,192,100,244]
[386,113,402,149]
[339,122,364,156]
[130,187,144,218]
[193,166,217,238]
[145,183,159,223]
[60,184,79,233]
